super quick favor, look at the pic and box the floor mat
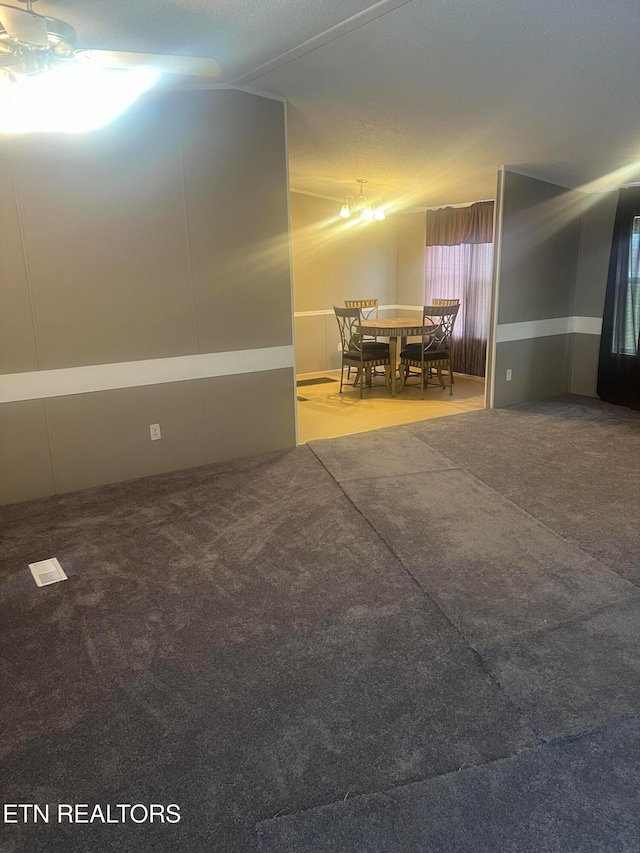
[296,377,339,387]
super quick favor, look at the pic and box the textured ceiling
[36,0,640,208]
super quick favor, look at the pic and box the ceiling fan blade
[75,49,221,78]
[0,4,49,48]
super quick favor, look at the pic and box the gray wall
[0,89,295,505]
[492,170,583,407]
[491,170,617,407]
[570,192,617,397]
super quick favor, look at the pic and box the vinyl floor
[296,369,485,443]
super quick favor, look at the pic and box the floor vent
[29,558,68,587]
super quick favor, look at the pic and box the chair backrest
[431,297,460,307]
[422,304,459,351]
[334,306,363,354]
[345,298,379,321]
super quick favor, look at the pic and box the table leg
[397,336,409,392]
[388,335,399,396]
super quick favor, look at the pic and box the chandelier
[339,179,386,221]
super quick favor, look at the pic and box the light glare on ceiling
[0,64,159,133]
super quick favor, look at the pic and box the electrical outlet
[338,344,342,353]
[150,423,161,441]
[506,369,512,381]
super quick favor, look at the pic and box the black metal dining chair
[399,304,459,398]
[334,306,390,398]
[432,297,460,382]
[344,299,380,378]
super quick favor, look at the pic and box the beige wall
[396,212,426,308]
[0,89,295,505]
[291,192,402,374]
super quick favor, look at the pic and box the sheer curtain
[597,187,640,409]
[425,201,493,377]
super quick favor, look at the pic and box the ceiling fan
[0,0,221,80]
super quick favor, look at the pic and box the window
[425,242,493,376]
[597,185,640,409]
[613,215,640,356]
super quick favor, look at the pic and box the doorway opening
[289,194,494,445]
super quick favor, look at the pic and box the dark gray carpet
[485,596,640,739]
[1,599,534,853]
[314,442,635,650]
[5,447,425,760]
[257,715,640,853]
[310,429,457,481]
[2,395,640,853]
[0,445,532,853]
[404,395,640,585]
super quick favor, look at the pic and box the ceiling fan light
[0,64,159,133]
